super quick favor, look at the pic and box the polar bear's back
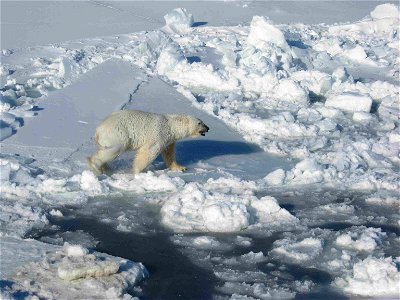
[96,110,168,150]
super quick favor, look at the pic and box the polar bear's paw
[169,163,187,172]
[87,156,102,175]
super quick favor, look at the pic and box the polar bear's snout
[199,122,210,136]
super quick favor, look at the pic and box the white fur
[88,110,206,174]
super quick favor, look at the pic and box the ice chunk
[49,209,63,217]
[57,57,73,78]
[250,196,298,225]
[370,3,399,19]
[164,8,194,33]
[38,178,68,194]
[4,239,148,298]
[313,37,343,56]
[329,4,399,35]
[133,30,182,68]
[161,183,250,232]
[353,111,373,123]
[264,169,286,186]
[64,243,89,257]
[192,236,222,249]
[58,255,119,281]
[332,67,350,83]
[156,45,186,75]
[388,132,400,143]
[273,79,309,105]
[325,93,372,113]
[80,170,108,196]
[284,158,331,185]
[365,195,398,206]
[341,45,376,65]
[202,202,250,232]
[291,70,332,96]
[271,237,323,263]
[161,182,297,232]
[0,161,11,181]
[335,227,385,253]
[247,16,289,51]
[335,256,400,297]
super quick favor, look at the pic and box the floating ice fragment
[271,237,323,263]
[58,256,119,281]
[161,182,297,232]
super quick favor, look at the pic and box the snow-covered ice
[335,256,400,297]
[1,1,399,299]
[0,238,147,299]
[160,180,298,233]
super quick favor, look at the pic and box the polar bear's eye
[198,122,201,125]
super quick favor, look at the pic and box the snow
[1,1,400,299]
[106,172,185,193]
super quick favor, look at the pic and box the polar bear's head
[168,115,209,140]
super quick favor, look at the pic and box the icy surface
[1,1,399,299]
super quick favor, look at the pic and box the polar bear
[88,110,209,174]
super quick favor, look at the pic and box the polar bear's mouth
[199,124,210,136]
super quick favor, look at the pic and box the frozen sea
[1,1,399,299]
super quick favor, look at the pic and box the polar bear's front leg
[133,145,161,174]
[162,143,187,172]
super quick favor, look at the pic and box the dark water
[29,207,349,300]
[43,212,218,300]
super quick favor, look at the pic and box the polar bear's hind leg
[88,144,124,175]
